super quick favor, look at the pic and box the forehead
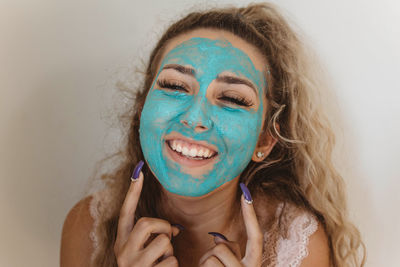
[162,38,261,82]
[159,29,268,73]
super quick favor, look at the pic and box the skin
[136,29,273,266]
[139,36,266,197]
[114,170,265,267]
[60,28,330,267]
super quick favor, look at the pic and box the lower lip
[165,141,218,168]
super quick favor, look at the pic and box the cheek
[140,90,182,172]
[140,92,171,158]
[213,108,262,153]
[141,91,182,129]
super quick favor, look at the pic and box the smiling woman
[140,34,267,197]
[61,3,365,267]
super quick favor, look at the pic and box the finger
[126,217,179,251]
[199,255,225,267]
[171,223,184,237]
[239,183,263,266]
[209,232,241,258]
[214,239,241,259]
[199,243,241,267]
[142,234,174,266]
[154,256,179,267]
[116,161,144,246]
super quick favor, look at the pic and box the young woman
[61,3,365,267]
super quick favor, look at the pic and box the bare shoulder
[299,223,331,267]
[60,195,95,267]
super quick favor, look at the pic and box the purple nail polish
[131,160,144,180]
[208,232,228,241]
[171,223,185,231]
[240,183,253,204]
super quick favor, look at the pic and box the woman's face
[139,29,268,197]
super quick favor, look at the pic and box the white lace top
[89,190,318,267]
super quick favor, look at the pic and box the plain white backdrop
[1,0,399,266]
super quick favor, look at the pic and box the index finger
[239,183,263,266]
[116,161,144,245]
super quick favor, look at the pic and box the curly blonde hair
[88,3,366,266]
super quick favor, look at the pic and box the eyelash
[218,93,253,107]
[157,79,253,107]
[157,80,188,92]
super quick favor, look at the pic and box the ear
[251,124,279,162]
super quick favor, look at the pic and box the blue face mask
[139,37,266,197]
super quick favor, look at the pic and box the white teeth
[189,148,197,157]
[171,140,177,150]
[169,140,215,159]
[198,149,205,157]
[176,143,182,152]
[182,146,189,156]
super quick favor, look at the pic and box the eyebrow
[216,75,258,95]
[162,64,195,76]
[161,64,258,95]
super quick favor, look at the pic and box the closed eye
[218,93,253,107]
[157,79,189,92]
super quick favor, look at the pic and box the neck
[161,177,243,255]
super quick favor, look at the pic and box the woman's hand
[114,161,181,267]
[198,183,263,267]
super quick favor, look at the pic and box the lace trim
[261,203,318,267]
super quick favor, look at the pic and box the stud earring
[256,151,265,158]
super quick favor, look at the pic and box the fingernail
[208,232,228,241]
[171,223,185,231]
[131,160,144,181]
[240,183,253,204]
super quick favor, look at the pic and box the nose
[181,119,211,132]
[180,98,213,133]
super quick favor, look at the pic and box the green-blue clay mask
[139,37,266,197]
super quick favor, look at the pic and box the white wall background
[1,0,399,266]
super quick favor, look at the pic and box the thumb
[209,232,242,259]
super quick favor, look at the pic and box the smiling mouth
[166,139,218,161]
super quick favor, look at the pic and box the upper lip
[165,133,219,154]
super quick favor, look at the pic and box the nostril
[181,120,212,132]
[181,119,211,132]
[193,125,210,133]
[181,120,192,127]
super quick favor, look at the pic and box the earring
[256,151,265,158]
